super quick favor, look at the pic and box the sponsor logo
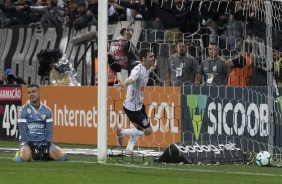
[28,124,45,129]
[0,87,21,100]
[187,95,207,140]
[187,94,270,138]
[174,142,241,155]
[41,115,46,121]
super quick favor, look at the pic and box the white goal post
[97,0,108,163]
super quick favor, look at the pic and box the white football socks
[122,128,144,136]
[126,135,139,152]
[120,128,145,152]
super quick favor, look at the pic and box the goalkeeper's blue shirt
[17,102,53,143]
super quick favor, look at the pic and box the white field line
[1,157,282,177]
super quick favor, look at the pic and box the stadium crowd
[0,0,281,86]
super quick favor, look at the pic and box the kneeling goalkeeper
[14,84,68,162]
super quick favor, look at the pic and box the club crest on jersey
[27,108,31,113]
[142,119,148,127]
[41,114,47,120]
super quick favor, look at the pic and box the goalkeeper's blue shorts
[19,140,57,152]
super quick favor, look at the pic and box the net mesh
[105,0,282,165]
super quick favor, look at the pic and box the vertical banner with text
[0,85,21,139]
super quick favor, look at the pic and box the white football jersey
[123,63,151,111]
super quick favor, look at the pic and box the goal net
[104,0,282,165]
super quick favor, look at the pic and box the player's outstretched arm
[114,77,134,90]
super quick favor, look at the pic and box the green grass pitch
[0,140,281,184]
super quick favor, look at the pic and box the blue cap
[4,68,14,75]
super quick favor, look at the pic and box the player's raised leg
[117,126,153,151]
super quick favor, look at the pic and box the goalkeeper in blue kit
[14,84,68,162]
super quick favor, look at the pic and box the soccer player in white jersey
[115,48,155,154]
[14,84,68,162]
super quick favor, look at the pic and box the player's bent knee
[144,127,153,136]
[19,146,32,161]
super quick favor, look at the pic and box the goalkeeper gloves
[28,141,41,161]
[40,141,51,161]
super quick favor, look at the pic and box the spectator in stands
[112,1,163,86]
[13,0,33,22]
[122,0,142,22]
[140,0,163,69]
[0,68,26,85]
[111,0,164,42]
[73,2,97,30]
[35,0,46,6]
[14,84,68,162]
[40,0,65,28]
[64,0,78,27]
[110,0,159,22]
[107,0,142,22]
[250,42,281,95]
[228,13,244,52]
[28,0,46,24]
[87,0,120,24]
[0,9,7,27]
[233,0,266,55]
[94,53,121,86]
[0,0,32,26]
[110,27,133,69]
[166,39,199,86]
[86,0,98,20]
[161,0,200,39]
[62,4,69,22]
[109,27,137,82]
[272,2,282,52]
[195,42,228,85]
[16,0,65,27]
[225,41,253,86]
[273,43,282,87]
[129,8,142,21]
[200,0,235,53]
[0,0,14,27]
